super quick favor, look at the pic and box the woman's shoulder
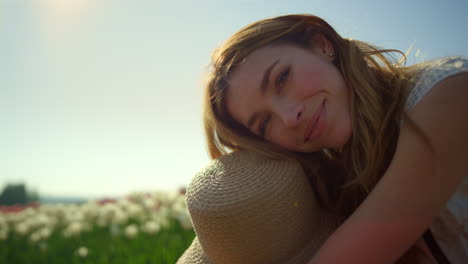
[406,56,468,111]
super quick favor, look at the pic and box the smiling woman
[179,13,468,264]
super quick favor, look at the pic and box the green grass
[0,219,195,264]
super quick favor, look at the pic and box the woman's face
[226,37,352,152]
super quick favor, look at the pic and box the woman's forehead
[230,45,284,85]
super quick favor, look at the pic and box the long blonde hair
[203,14,419,218]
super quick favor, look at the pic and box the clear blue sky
[1,0,467,198]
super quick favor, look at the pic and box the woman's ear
[310,34,335,60]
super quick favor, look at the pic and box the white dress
[405,56,468,263]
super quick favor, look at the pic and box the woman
[202,14,468,263]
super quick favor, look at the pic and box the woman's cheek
[272,134,298,151]
[295,71,322,98]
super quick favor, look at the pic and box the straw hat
[177,150,338,264]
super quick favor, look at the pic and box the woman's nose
[275,101,304,128]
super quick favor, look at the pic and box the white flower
[76,246,89,257]
[124,224,138,239]
[0,229,8,240]
[142,197,156,210]
[113,210,128,225]
[117,198,132,210]
[0,215,6,227]
[152,207,171,228]
[171,198,188,218]
[154,191,179,207]
[96,216,107,227]
[81,202,100,221]
[34,213,50,227]
[22,207,36,218]
[63,221,83,237]
[126,203,144,220]
[15,222,29,235]
[38,227,52,240]
[142,220,160,234]
[65,210,84,223]
[0,218,9,240]
[177,212,193,230]
[100,203,126,225]
[29,231,42,243]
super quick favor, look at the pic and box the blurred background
[2,0,467,202]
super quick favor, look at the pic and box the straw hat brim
[178,223,336,264]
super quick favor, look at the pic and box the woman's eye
[276,67,290,91]
[259,115,271,137]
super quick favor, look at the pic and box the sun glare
[35,0,99,43]
[43,0,89,14]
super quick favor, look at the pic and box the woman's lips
[304,99,326,142]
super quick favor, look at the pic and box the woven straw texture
[177,150,337,264]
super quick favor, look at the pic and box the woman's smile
[304,99,327,143]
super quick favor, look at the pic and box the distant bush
[0,183,39,206]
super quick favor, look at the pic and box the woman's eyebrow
[260,59,280,95]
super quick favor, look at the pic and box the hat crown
[187,151,304,211]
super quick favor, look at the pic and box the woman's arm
[309,72,468,264]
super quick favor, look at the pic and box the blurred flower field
[0,190,195,264]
